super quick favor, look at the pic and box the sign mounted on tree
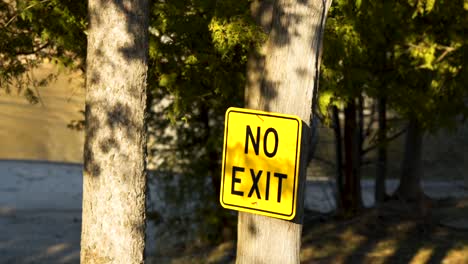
[220,107,302,220]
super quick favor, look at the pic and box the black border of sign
[221,109,301,218]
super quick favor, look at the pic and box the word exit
[220,107,302,220]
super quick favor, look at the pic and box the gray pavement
[0,161,82,264]
[1,160,467,263]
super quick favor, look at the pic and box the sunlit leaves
[149,0,263,121]
[407,40,437,70]
[320,0,467,131]
[408,0,436,17]
[1,0,86,100]
[145,0,264,242]
[158,73,177,88]
[209,16,264,61]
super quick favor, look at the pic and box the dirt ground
[300,198,468,264]
[155,198,468,264]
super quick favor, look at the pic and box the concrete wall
[0,62,85,163]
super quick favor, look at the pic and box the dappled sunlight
[46,243,70,255]
[22,242,77,263]
[1,0,467,262]
[443,245,468,264]
[59,251,81,263]
[300,205,468,264]
[339,227,367,246]
[366,239,399,259]
[301,241,355,260]
[408,247,434,264]
[301,225,368,262]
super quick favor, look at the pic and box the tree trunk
[81,0,149,263]
[394,117,425,202]
[332,105,344,210]
[237,0,331,262]
[358,95,364,159]
[342,100,363,215]
[375,96,387,204]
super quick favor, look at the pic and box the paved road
[0,161,156,264]
[1,160,467,263]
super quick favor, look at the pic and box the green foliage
[320,0,467,131]
[319,0,370,106]
[145,0,264,245]
[1,0,262,247]
[0,0,86,101]
[387,0,468,130]
[148,0,263,119]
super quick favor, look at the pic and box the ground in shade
[1,160,467,263]
[300,198,468,264]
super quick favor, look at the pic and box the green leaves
[209,16,265,61]
[320,0,467,131]
[407,40,437,70]
[355,0,362,9]
[149,0,263,122]
[1,0,86,101]
[144,0,265,242]
[409,0,436,17]
[158,73,177,88]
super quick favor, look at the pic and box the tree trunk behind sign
[81,0,149,263]
[237,0,331,262]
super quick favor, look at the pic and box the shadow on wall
[0,63,85,163]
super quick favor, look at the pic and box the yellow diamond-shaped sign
[220,107,302,220]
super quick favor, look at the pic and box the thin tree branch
[362,127,407,156]
[4,0,51,28]
[13,42,50,56]
[435,46,456,63]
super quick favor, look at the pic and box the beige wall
[0,63,85,163]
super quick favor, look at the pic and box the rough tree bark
[236,0,331,263]
[375,96,387,204]
[358,95,364,159]
[81,0,149,263]
[332,105,344,210]
[342,100,363,215]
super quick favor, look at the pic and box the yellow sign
[220,107,302,220]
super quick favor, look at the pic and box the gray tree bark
[395,117,425,202]
[81,0,149,263]
[375,97,387,204]
[332,105,344,210]
[237,0,331,263]
[342,100,363,214]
